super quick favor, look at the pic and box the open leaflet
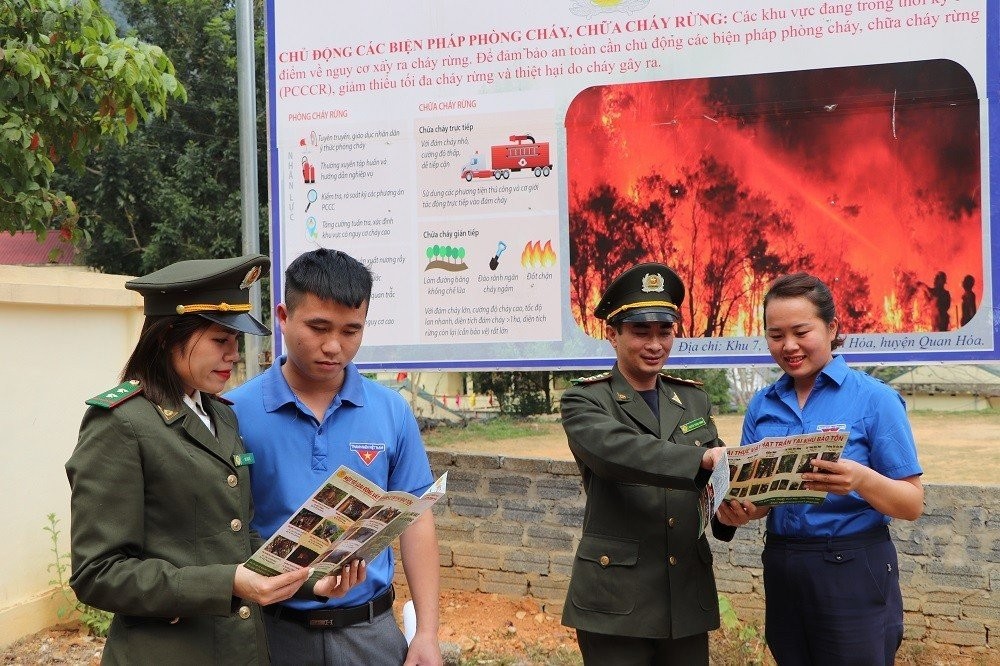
[697,450,731,537]
[244,465,447,578]
[725,431,848,506]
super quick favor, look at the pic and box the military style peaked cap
[594,262,685,324]
[126,254,271,335]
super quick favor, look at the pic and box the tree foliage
[0,0,185,235]
[53,0,269,276]
[667,369,734,413]
[472,371,567,416]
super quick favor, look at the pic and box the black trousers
[763,526,904,666]
[576,629,708,666]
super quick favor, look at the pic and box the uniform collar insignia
[155,404,183,423]
[670,391,683,407]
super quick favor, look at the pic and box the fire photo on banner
[566,59,982,341]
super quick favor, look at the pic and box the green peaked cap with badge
[594,262,685,325]
[125,254,271,336]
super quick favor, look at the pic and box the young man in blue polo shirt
[227,249,442,665]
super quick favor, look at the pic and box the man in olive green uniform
[561,262,735,665]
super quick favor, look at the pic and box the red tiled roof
[0,231,76,265]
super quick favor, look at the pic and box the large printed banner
[265,0,999,369]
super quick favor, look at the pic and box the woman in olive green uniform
[66,256,322,665]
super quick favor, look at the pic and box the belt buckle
[309,617,335,628]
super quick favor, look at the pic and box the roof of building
[889,364,1000,394]
[0,231,76,266]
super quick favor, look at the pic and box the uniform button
[227,474,238,487]
[668,517,676,528]
[238,606,251,619]
[230,519,243,532]
[599,555,610,568]
[668,556,678,566]
[694,439,702,446]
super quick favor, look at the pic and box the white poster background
[265,0,998,369]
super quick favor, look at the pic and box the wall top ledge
[0,266,140,308]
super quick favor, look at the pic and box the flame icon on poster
[521,240,556,268]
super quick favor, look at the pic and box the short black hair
[121,315,215,407]
[284,249,372,312]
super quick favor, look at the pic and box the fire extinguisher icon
[302,156,316,184]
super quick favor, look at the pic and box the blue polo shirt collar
[767,355,848,399]
[261,356,366,412]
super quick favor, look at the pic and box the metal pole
[236,0,261,380]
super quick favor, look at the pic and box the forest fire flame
[566,61,983,340]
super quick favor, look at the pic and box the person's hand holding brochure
[245,465,447,579]
[725,431,848,506]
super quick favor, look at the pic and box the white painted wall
[0,266,142,648]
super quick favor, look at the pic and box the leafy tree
[668,369,734,413]
[472,371,556,416]
[53,0,267,275]
[1,0,184,236]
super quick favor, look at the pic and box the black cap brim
[615,307,680,324]
[197,311,271,336]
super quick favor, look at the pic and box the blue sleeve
[866,385,923,480]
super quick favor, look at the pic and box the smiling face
[278,292,367,393]
[607,320,674,390]
[171,323,241,396]
[764,296,837,393]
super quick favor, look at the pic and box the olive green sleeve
[66,409,236,617]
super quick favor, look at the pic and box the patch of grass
[714,595,773,665]
[424,417,558,449]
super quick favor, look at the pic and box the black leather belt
[262,586,395,629]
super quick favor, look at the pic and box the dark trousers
[763,526,904,666]
[576,629,708,665]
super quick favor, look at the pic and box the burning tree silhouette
[566,62,981,339]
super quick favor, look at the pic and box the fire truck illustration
[460,134,553,181]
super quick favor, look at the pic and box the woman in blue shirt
[718,272,923,666]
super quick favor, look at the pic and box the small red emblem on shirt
[350,442,385,466]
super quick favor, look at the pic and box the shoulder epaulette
[659,373,703,387]
[86,380,143,409]
[571,372,612,386]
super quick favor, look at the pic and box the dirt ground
[426,411,1000,486]
[4,411,996,665]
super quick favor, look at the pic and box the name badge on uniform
[232,452,255,467]
[679,417,706,434]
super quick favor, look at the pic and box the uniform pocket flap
[577,535,639,567]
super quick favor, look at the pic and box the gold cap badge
[641,273,665,293]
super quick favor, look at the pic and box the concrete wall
[423,450,999,659]
[0,266,142,648]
